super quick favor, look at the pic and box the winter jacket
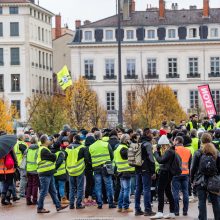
[190,150,220,186]
[135,136,155,175]
[109,136,120,151]
[54,149,67,181]
[26,144,39,175]
[154,147,175,172]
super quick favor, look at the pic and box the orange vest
[175,146,191,175]
[0,158,15,175]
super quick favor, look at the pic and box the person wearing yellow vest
[200,117,214,131]
[54,137,69,205]
[172,136,192,217]
[26,136,39,205]
[66,135,86,209]
[213,115,220,129]
[186,114,199,131]
[190,129,199,152]
[37,135,68,214]
[14,133,28,198]
[114,134,135,213]
[88,131,116,209]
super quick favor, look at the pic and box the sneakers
[76,205,85,209]
[164,213,175,219]
[109,204,117,209]
[122,208,133,213]
[61,197,70,205]
[117,208,122,212]
[144,211,156,216]
[57,204,68,212]
[135,210,144,216]
[183,212,188,216]
[37,208,50,214]
[150,212,164,219]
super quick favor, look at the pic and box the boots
[1,193,10,206]
[6,190,12,205]
[61,196,70,205]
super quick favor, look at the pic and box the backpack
[128,142,142,167]
[199,154,217,177]
[170,152,182,176]
[4,153,15,170]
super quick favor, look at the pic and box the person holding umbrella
[0,135,18,205]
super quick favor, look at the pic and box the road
[0,198,215,220]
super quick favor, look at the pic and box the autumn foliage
[0,99,17,134]
[124,85,187,129]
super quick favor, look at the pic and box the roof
[0,0,31,3]
[81,8,220,28]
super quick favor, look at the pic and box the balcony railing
[145,74,159,79]
[84,75,96,80]
[187,73,201,78]
[166,74,180,78]
[104,75,117,80]
[209,72,220,77]
[124,74,138,79]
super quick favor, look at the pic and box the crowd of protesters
[0,114,220,220]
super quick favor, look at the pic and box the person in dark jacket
[108,130,120,151]
[190,133,220,220]
[135,128,156,216]
[54,137,69,205]
[37,135,68,213]
[151,135,175,219]
[84,135,96,206]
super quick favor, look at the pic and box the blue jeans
[38,175,61,210]
[69,172,84,207]
[118,177,131,209]
[55,180,65,198]
[135,173,152,213]
[197,186,220,220]
[19,168,27,197]
[94,172,114,207]
[172,175,189,214]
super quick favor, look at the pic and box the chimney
[55,14,61,39]
[75,20,81,29]
[131,0,135,13]
[84,20,91,25]
[122,0,130,20]
[159,0,165,19]
[203,0,209,18]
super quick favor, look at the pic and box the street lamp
[117,0,123,125]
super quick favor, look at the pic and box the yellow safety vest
[26,146,39,172]
[54,151,66,177]
[14,140,28,167]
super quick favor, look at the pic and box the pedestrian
[0,149,17,205]
[66,134,85,209]
[26,135,40,205]
[54,137,69,205]
[172,136,191,216]
[135,128,156,217]
[114,134,135,213]
[84,135,96,206]
[14,134,28,198]
[191,133,220,220]
[151,135,175,219]
[88,131,116,209]
[37,135,68,213]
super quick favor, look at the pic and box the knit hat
[158,135,170,145]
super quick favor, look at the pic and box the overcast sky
[39,0,220,29]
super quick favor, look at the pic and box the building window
[105,30,113,41]
[42,52,45,69]
[84,31,92,41]
[210,57,220,77]
[84,59,95,79]
[10,48,20,65]
[11,74,20,92]
[0,48,3,66]
[10,22,19,36]
[168,29,176,38]
[39,51,41,68]
[11,100,21,118]
[211,90,220,113]
[167,58,179,78]
[46,53,48,69]
[126,59,137,79]
[173,90,178,99]
[9,7,18,14]
[146,58,158,78]
[190,90,199,109]
[42,28,44,41]
[210,28,218,38]
[147,30,156,39]
[0,75,4,91]
[0,23,2,36]
[0,7,2,14]
[104,59,115,79]
[38,27,41,40]
[188,57,199,77]
[126,30,134,40]
[106,92,115,111]
[127,91,136,106]
[189,28,197,38]
[42,77,45,92]
[39,76,42,91]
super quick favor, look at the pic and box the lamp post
[117,0,123,125]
